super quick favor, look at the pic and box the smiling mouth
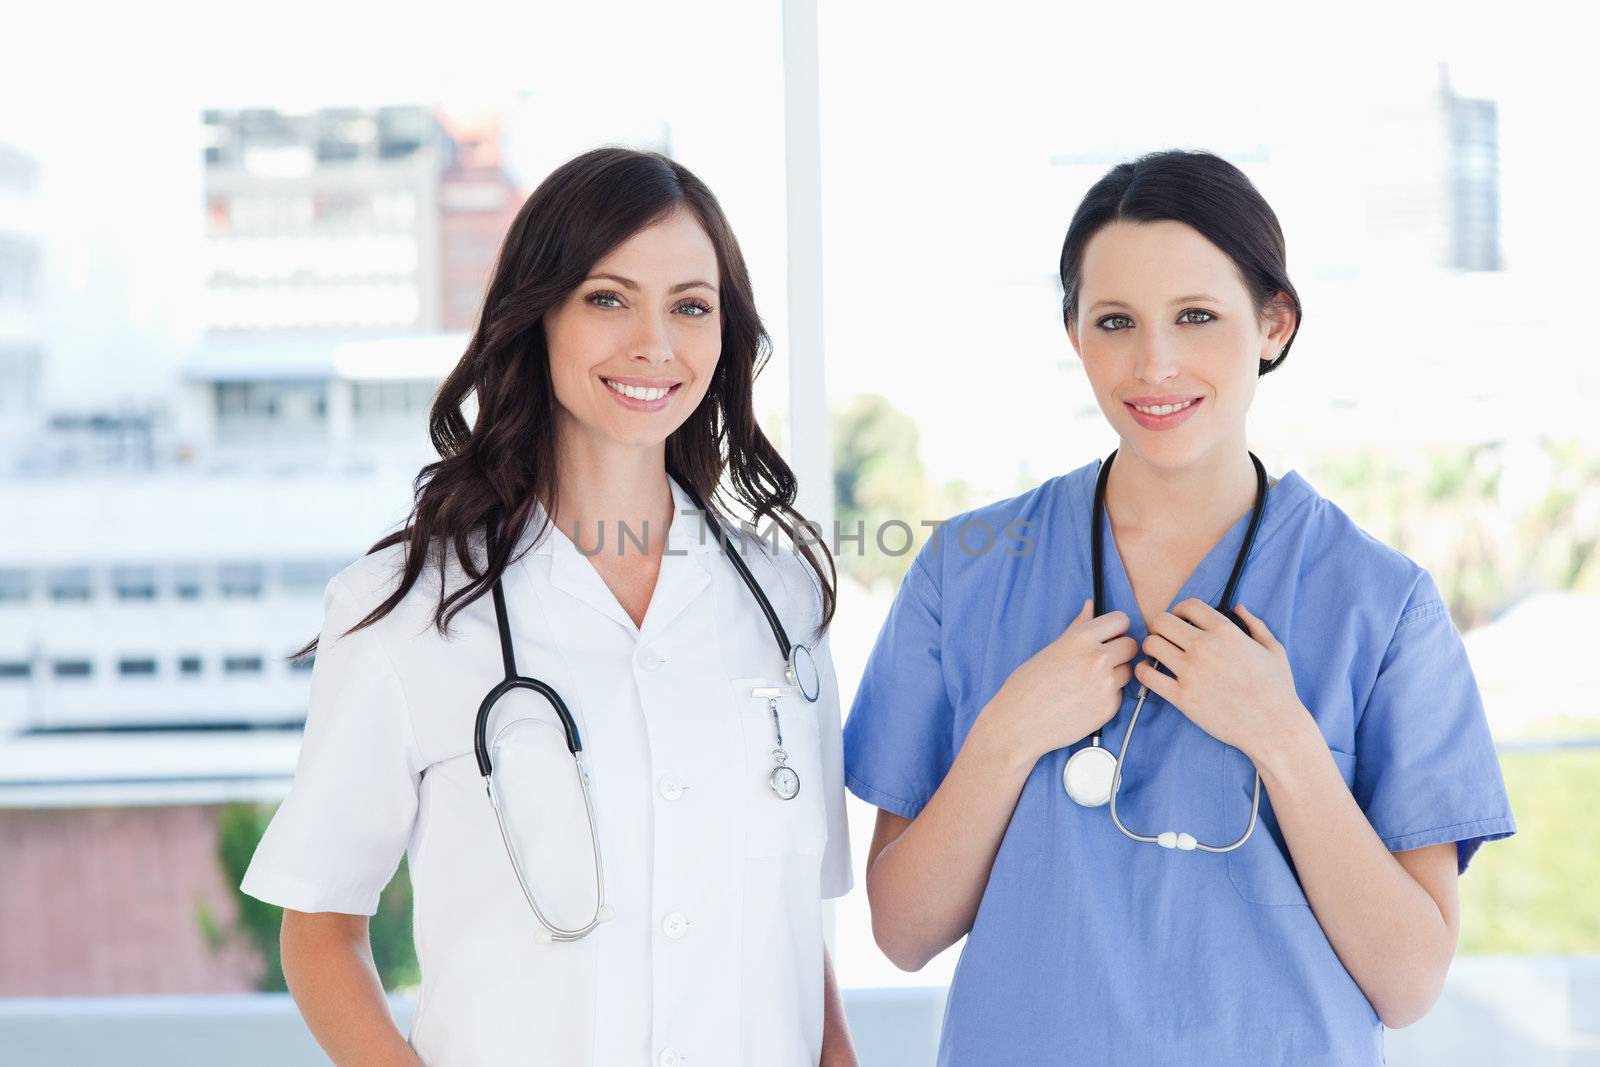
[601,378,681,402]
[1128,398,1199,416]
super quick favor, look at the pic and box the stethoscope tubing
[487,760,608,941]
[1088,448,1269,853]
[471,475,816,941]
[473,546,584,776]
[673,479,798,661]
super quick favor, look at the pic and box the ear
[1260,291,1297,361]
[1065,311,1083,358]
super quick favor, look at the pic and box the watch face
[770,765,801,800]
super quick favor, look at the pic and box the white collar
[516,473,726,637]
[521,473,726,559]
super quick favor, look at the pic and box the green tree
[1311,441,1600,628]
[832,394,967,587]
[207,802,419,991]
[1311,440,1600,953]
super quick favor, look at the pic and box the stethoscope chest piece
[786,643,821,702]
[1063,741,1116,807]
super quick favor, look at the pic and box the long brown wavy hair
[293,147,835,658]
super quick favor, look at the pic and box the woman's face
[1066,219,1293,472]
[543,208,722,454]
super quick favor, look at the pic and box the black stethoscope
[1060,448,1269,852]
[472,478,822,941]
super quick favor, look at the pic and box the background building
[0,143,43,458]
[183,105,522,469]
[202,105,448,335]
[437,109,523,331]
[0,105,527,996]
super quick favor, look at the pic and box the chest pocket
[731,677,827,858]
[1224,744,1358,906]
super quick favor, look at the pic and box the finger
[1111,663,1133,689]
[1234,604,1280,649]
[1148,609,1198,645]
[1059,599,1094,640]
[1106,635,1140,663]
[1142,632,1187,665]
[1083,607,1131,637]
[1134,658,1175,700]
[1172,598,1226,630]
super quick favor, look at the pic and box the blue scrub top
[843,458,1516,1066]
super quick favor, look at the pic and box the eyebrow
[585,273,718,295]
[1088,294,1221,312]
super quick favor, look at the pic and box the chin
[607,428,672,450]
[1120,434,1212,471]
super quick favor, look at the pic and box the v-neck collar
[1080,460,1311,644]
[519,474,721,639]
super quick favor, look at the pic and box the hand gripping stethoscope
[473,480,822,942]
[1060,449,1268,853]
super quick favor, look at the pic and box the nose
[1132,333,1180,384]
[627,311,675,367]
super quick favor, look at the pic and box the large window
[46,569,93,603]
[217,563,265,599]
[2,5,1591,1061]
[111,567,158,601]
[0,569,30,604]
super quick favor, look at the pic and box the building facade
[0,106,526,996]
[0,142,43,456]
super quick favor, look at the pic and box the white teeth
[604,379,672,401]
[1132,399,1197,416]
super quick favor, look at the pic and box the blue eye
[676,300,714,317]
[587,291,624,309]
[1096,314,1134,332]
[1178,309,1215,325]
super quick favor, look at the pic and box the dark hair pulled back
[1058,149,1301,375]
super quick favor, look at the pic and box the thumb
[1235,603,1278,648]
[1064,598,1093,637]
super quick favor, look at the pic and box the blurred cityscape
[0,39,1597,1065]
[0,102,551,995]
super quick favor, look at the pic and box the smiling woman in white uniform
[240,148,857,1067]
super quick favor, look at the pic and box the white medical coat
[242,476,852,1066]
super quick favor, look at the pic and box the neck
[547,418,675,558]
[1104,439,1259,543]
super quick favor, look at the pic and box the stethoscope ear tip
[531,927,554,945]
[597,905,616,922]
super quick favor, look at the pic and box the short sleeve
[1352,572,1516,873]
[842,545,954,820]
[240,577,423,914]
[815,630,854,900]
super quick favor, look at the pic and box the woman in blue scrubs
[843,150,1516,1065]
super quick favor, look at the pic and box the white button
[658,774,684,801]
[658,1049,682,1067]
[661,911,688,939]
[639,650,664,671]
